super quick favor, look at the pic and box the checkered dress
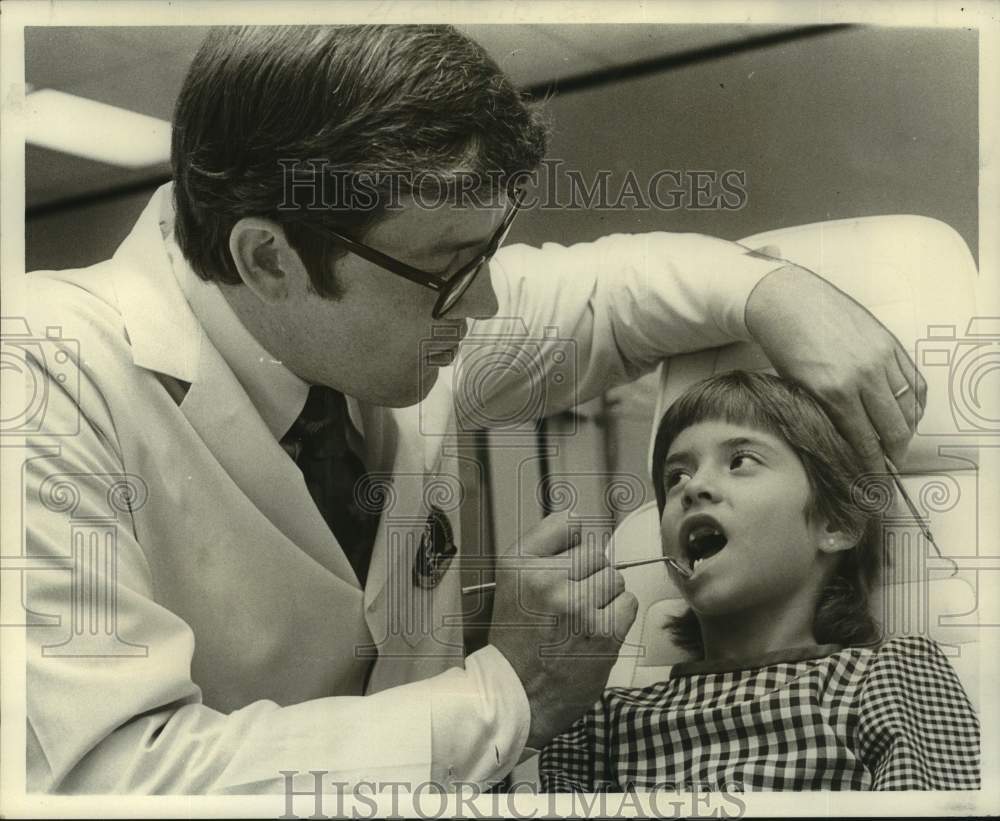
[539,636,979,791]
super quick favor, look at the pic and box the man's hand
[745,262,927,473]
[488,511,638,750]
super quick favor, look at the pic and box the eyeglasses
[299,189,523,319]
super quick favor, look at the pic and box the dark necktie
[282,386,380,587]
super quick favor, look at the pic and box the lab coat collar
[109,183,201,383]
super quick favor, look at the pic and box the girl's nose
[681,470,721,509]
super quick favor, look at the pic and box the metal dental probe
[461,555,690,596]
[882,454,957,577]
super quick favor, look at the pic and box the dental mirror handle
[615,555,691,577]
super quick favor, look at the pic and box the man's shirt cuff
[429,644,531,788]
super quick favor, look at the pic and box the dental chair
[607,215,986,707]
[511,215,986,784]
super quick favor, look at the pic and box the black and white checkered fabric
[539,636,979,791]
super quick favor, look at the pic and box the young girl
[539,371,980,791]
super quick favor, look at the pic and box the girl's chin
[682,583,751,616]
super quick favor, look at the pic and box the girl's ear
[817,521,859,555]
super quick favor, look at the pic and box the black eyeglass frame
[298,189,524,318]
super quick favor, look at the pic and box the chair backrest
[606,215,982,709]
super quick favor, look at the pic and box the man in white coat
[23,25,925,794]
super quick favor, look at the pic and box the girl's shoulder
[870,634,945,654]
[607,638,961,700]
[844,635,972,698]
[847,634,950,666]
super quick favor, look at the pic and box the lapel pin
[413,505,457,589]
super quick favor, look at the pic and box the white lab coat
[22,185,781,793]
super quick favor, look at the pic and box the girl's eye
[664,468,690,490]
[730,451,761,471]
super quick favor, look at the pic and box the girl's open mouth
[680,516,729,575]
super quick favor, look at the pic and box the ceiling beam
[522,24,857,99]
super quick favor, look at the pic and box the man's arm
[480,232,780,418]
[482,232,924,469]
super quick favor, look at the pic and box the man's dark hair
[171,25,548,297]
[650,371,884,656]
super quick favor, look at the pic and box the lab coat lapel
[361,401,428,636]
[179,339,363,587]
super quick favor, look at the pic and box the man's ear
[229,217,308,304]
[816,521,859,555]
